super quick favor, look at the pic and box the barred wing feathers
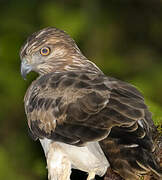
[24,71,161,179]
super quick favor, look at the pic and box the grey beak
[21,59,32,80]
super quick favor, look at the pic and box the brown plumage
[20,27,162,180]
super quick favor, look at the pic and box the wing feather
[24,71,162,178]
[24,71,148,145]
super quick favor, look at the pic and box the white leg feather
[45,141,71,180]
[40,139,109,179]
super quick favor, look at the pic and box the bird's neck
[37,55,102,75]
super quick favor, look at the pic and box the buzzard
[20,27,162,180]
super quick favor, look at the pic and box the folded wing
[24,71,161,179]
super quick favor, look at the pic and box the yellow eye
[40,47,50,56]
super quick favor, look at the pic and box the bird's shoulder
[25,70,145,108]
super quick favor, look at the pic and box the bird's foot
[87,172,96,180]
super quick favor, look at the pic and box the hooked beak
[21,59,32,80]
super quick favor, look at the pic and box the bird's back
[24,70,161,179]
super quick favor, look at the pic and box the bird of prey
[20,27,162,180]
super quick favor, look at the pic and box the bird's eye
[40,47,50,56]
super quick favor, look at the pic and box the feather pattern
[21,27,162,180]
[24,70,162,179]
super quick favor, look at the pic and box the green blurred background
[0,0,162,179]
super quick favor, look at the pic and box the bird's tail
[100,130,162,180]
[150,132,162,179]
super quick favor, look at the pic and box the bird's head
[20,27,87,79]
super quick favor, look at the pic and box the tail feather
[136,149,162,178]
[100,129,162,180]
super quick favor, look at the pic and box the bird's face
[20,45,51,79]
[20,27,82,79]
